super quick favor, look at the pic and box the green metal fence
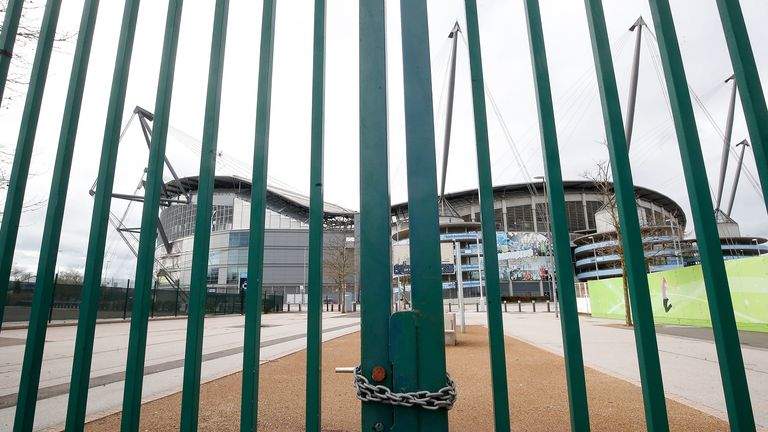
[0,0,763,431]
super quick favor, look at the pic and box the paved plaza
[464,311,768,428]
[0,310,765,430]
[0,312,360,431]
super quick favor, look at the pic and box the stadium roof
[391,180,687,228]
[162,176,355,221]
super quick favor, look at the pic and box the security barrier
[0,0,764,431]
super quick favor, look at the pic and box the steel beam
[584,1,669,430]
[625,16,645,150]
[523,1,590,429]
[240,1,277,430]
[462,2,510,430]
[715,0,768,213]
[715,76,738,211]
[647,2,755,429]
[120,1,184,430]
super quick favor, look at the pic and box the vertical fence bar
[48,274,58,323]
[0,0,62,330]
[120,1,184,430]
[359,0,393,429]
[714,0,768,210]
[305,1,326,429]
[462,2,510,430]
[12,1,96,429]
[124,279,131,320]
[583,1,669,430]
[179,0,230,429]
[0,0,24,104]
[523,1,590,429]
[646,1,755,429]
[399,1,449,429]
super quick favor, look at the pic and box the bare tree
[57,267,84,285]
[583,160,689,326]
[324,235,356,313]
[10,264,32,293]
[1,0,76,105]
[583,160,633,326]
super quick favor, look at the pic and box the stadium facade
[153,176,356,310]
[154,177,767,306]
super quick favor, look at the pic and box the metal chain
[352,366,457,410]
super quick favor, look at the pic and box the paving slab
[465,311,768,428]
[0,311,359,431]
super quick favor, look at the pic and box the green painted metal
[11,1,99,429]
[305,0,326,430]
[240,0,277,430]
[0,0,62,331]
[390,311,418,429]
[65,1,141,428]
[646,1,755,429]
[399,1,449,429]
[462,2,510,430]
[179,1,230,430]
[0,0,25,105]
[583,1,669,430]
[714,0,768,211]
[120,0,184,430]
[359,0,393,430]
[523,1,590,430]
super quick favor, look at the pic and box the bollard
[353,302,356,312]
[448,303,452,312]
[532,300,536,313]
[547,301,551,313]
[299,303,302,312]
[518,300,521,312]
[288,304,291,312]
[476,303,479,312]
[504,301,507,313]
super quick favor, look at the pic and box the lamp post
[534,176,558,317]
[588,235,600,280]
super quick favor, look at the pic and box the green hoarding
[589,255,768,332]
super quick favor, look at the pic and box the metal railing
[0,0,763,431]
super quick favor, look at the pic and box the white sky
[1,0,766,279]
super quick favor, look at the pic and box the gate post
[358,1,394,416]
[397,1,449,428]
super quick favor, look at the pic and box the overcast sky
[1,0,766,279]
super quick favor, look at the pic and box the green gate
[0,0,764,431]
